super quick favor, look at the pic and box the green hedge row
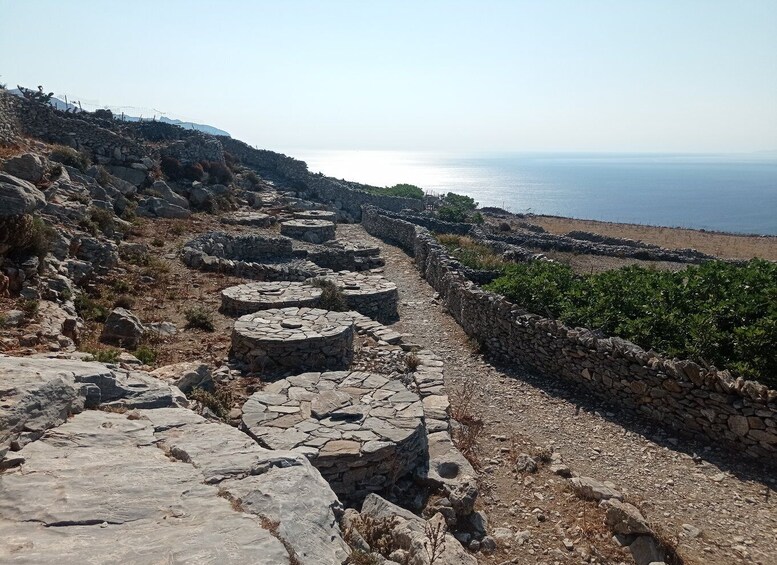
[484,259,777,387]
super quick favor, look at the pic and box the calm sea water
[292,150,777,235]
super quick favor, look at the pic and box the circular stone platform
[241,370,426,502]
[314,272,399,322]
[221,281,323,315]
[294,210,337,222]
[220,211,275,227]
[232,307,354,374]
[280,219,336,244]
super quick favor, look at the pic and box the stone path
[347,223,777,565]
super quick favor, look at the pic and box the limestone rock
[569,476,623,501]
[151,361,213,393]
[423,431,476,489]
[360,494,478,565]
[2,153,47,183]
[151,180,190,209]
[628,535,666,565]
[0,410,291,563]
[0,172,46,216]
[101,307,145,348]
[602,499,651,535]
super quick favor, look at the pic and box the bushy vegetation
[365,183,425,200]
[160,156,183,179]
[134,345,157,365]
[310,278,348,311]
[184,306,215,331]
[437,192,482,224]
[437,234,507,271]
[1,215,55,261]
[86,348,121,364]
[202,160,233,185]
[484,259,777,386]
[49,145,89,172]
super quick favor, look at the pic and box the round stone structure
[280,219,336,244]
[314,272,399,322]
[221,281,323,316]
[231,307,354,375]
[241,370,427,503]
[220,211,275,227]
[294,210,337,222]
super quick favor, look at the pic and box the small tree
[18,85,54,105]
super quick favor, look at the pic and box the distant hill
[8,88,230,137]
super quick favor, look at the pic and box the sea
[290,150,777,236]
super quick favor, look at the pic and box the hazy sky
[2,0,776,153]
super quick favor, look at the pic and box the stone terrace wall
[219,137,309,180]
[305,177,424,221]
[362,206,777,460]
[0,92,148,163]
[0,91,20,144]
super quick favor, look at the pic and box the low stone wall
[362,206,777,460]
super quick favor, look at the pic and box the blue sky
[1,0,776,153]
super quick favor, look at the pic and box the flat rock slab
[221,281,323,316]
[242,370,427,503]
[0,355,183,463]
[0,407,348,565]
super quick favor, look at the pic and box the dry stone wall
[362,206,777,460]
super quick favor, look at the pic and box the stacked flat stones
[316,272,399,322]
[220,211,275,227]
[231,307,354,375]
[294,210,337,222]
[221,281,322,316]
[280,219,336,243]
[241,370,426,502]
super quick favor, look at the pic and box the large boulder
[2,153,47,183]
[137,196,191,219]
[151,180,190,209]
[107,165,147,186]
[0,172,46,216]
[100,307,145,348]
[0,355,184,464]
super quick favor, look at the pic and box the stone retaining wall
[0,91,20,145]
[362,206,777,460]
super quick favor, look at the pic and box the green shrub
[246,171,260,186]
[374,183,425,199]
[189,387,232,421]
[437,192,479,223]
[113,294,134,309]
[86,348,121,363]
[20,299,39,319]
[485,259,777,387]
[134,345,157,365]
[184,307,215,331]
[49,145,89,172]
[74,294,110,322]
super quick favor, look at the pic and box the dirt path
[344,224,777,565]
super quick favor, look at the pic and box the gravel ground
[343,224,777,565]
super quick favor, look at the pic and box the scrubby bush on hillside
[437,234,507,270]
[182,162,204,181]
[485,259,777,387]
[49,145,89,172]
[1,215,55,261]
[160,156,183,180]
[202,160,233,185]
